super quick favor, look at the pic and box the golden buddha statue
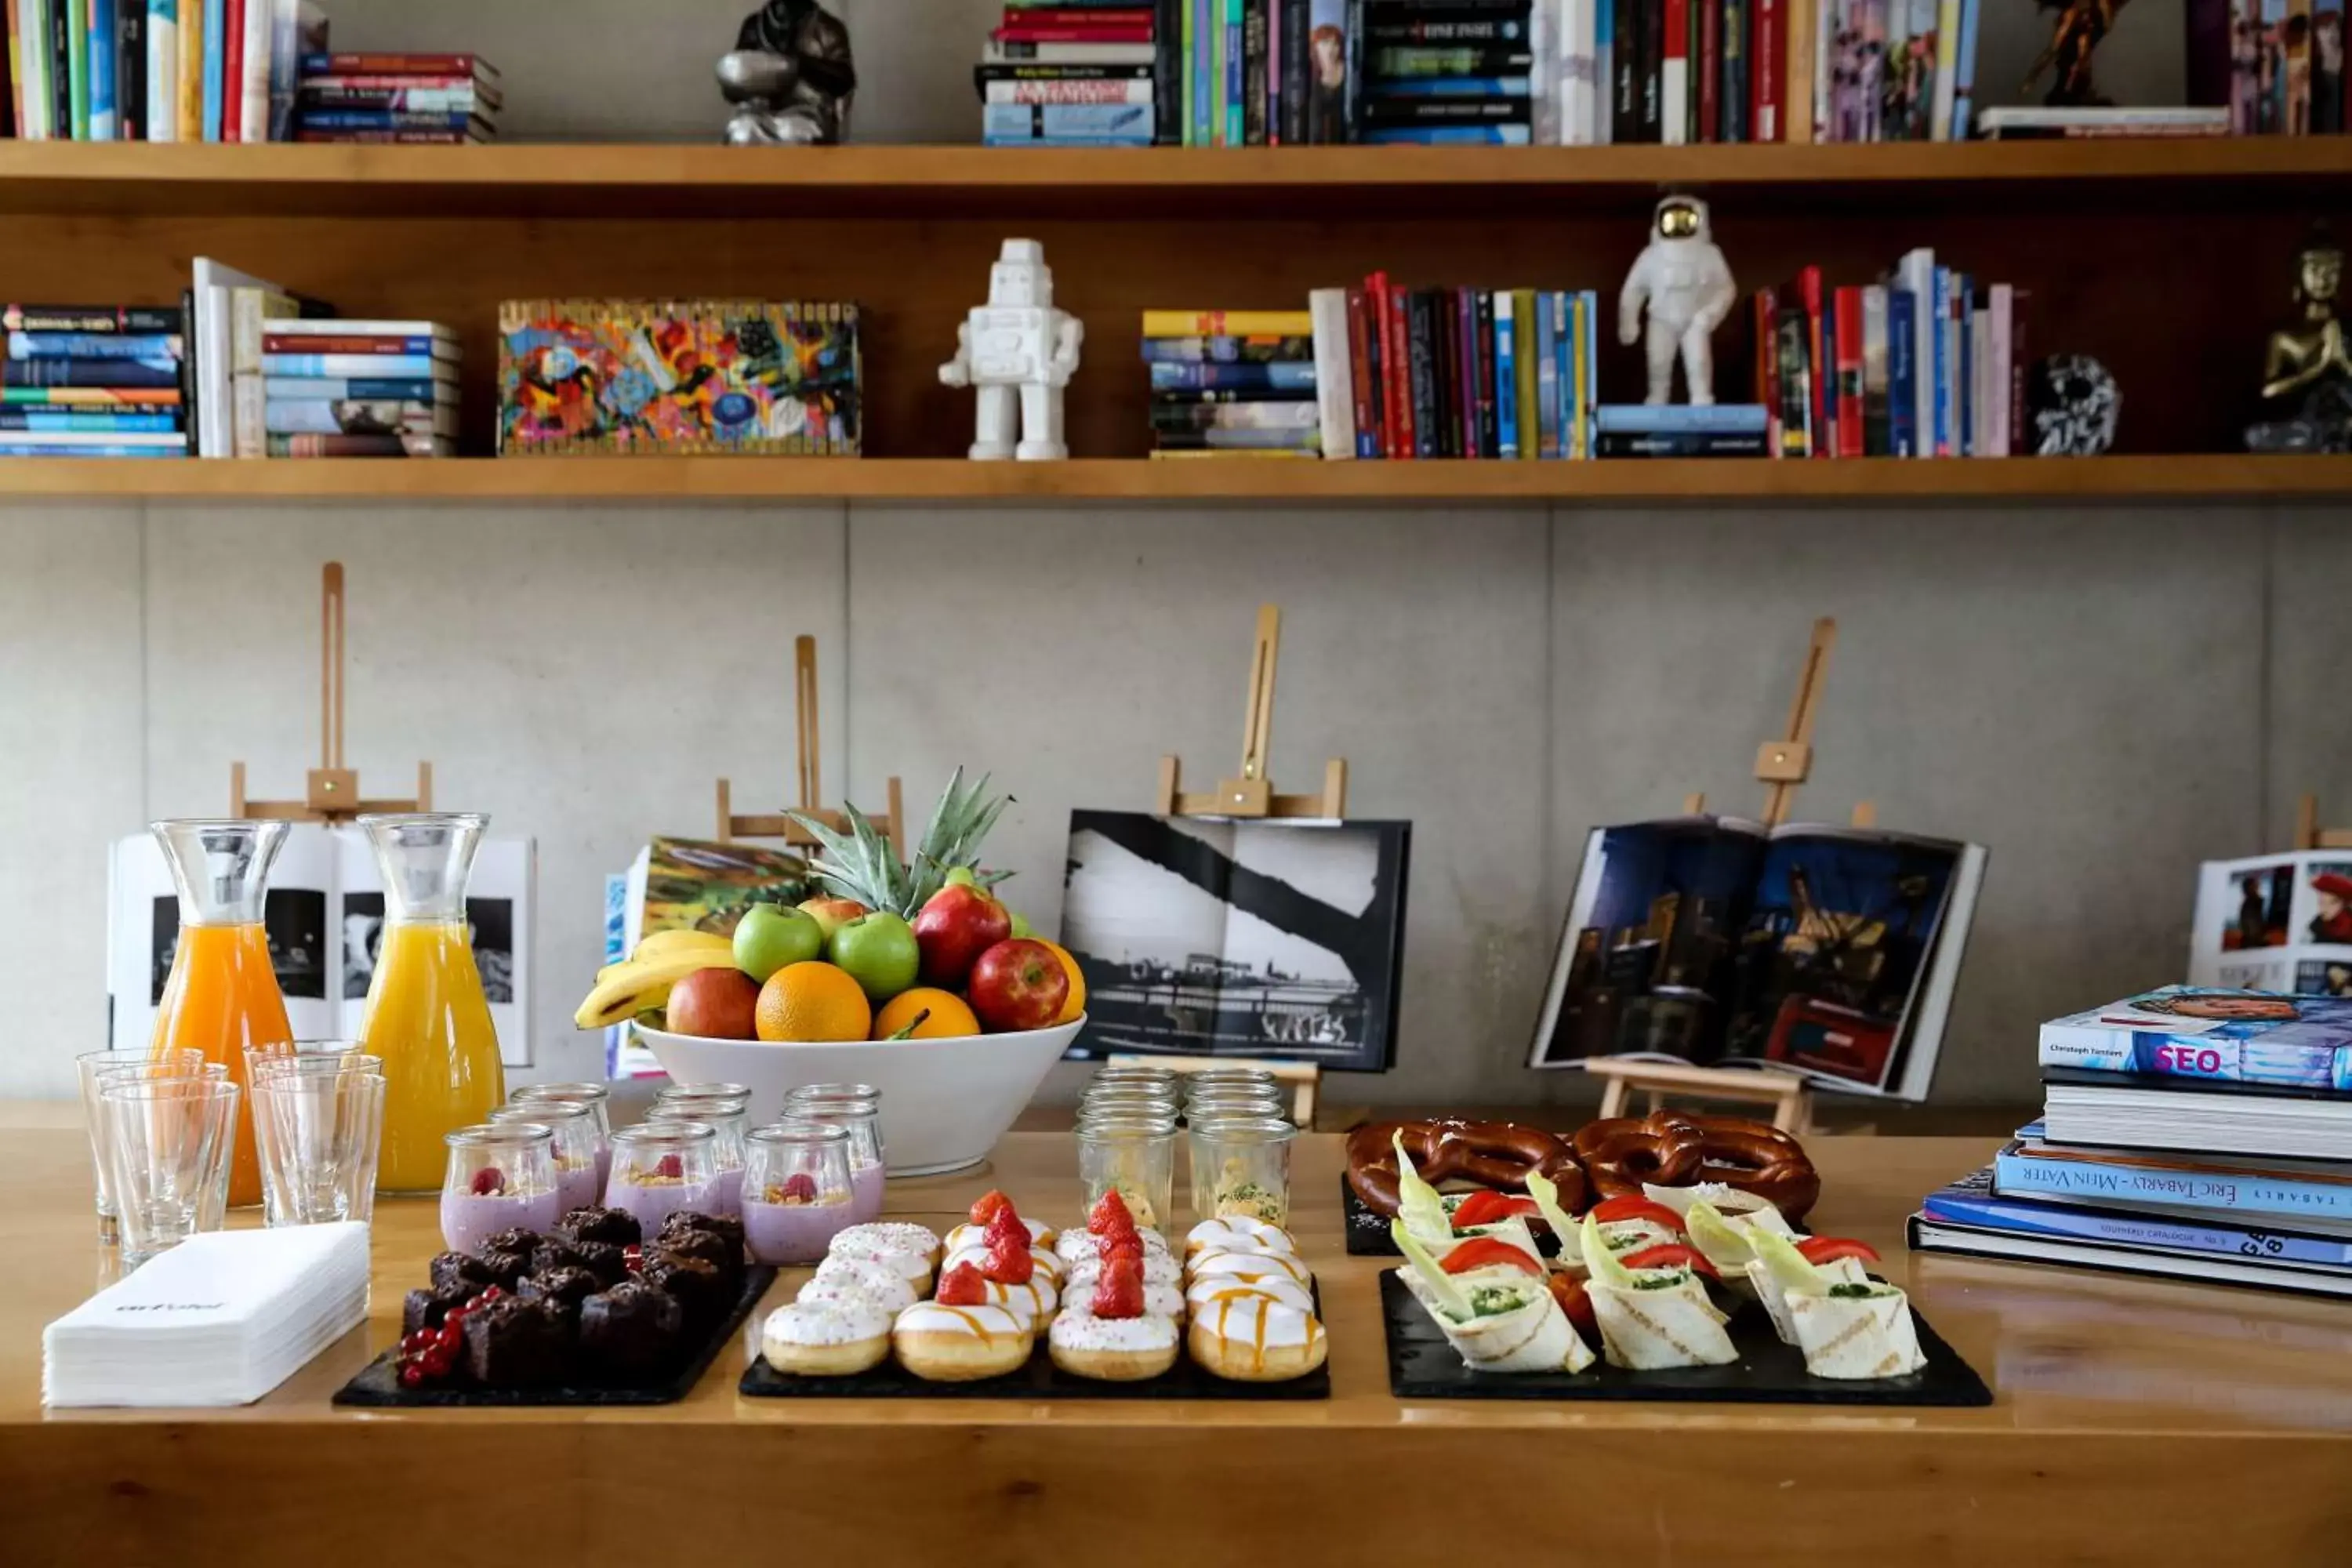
[2263,235,2352,402]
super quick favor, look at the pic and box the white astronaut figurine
[1617,195,1737,406]
[939,238,1084,460]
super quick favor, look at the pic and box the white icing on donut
[942,1217,1057,1254]
[808,1254,922,1310]
[1185,1274,1315,1319]
[893,1301,1030,1338]
[1054,1227,1171,1265]
[1190,1293,1325,1350]
[823,1238,930,1285]
[833,1221,940,1258]
[1068,1250,1181,1289]
[966,1274,1059,1324]
[764,1298,890,1347]
[1064,1279,1185,1319]
[1185,1248,1310,1284]
[1185,1217,1296,1258]
[941,1243,1064,1284]
[1049,1309,1178,1353]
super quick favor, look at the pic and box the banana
[633,928,734,962]
[574,949,738,1029]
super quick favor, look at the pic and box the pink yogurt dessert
[706,1165,745,1220]
[848,1161,886,1223]
[601,1173,720,1236]
[553,1158,601,1218]
[441,1186,560,1255]
[744,1187,856,1265]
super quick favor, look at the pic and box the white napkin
[44,1223,372,1407]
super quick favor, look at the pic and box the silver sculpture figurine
[720,0,856,145]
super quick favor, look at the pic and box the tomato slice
[1590,1196,1688,1233]
[1438,1236,1545,1276]
[1795,1236,1882,1266]
[1449,1189,1539,1230]
[1546,1271,1597,1334]
[1617,1243,1720,1279]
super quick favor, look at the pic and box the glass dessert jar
[604,1120,720,1235]
[490,1101,601,1216]
[1187,1114,1297,1227]
[358,813,504,1192]
[510,1083,612,1189]
[1076,1114,1177,1237]
[742,1122,858,1265]
[782,1084,886,1220]
[647,1096,748,1218]
[148,818,299,1209]
[440,1122,558,1254]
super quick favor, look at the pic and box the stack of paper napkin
[44,1223,372,1407]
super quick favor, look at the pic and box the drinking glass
[1187,1114,1298,1227]
[742,1121,857,1264]
[1184,1066,1279,1098]
[1092,1065,1181,1093]
[94,1059,232,1233]
[76,1047,203,1243]
[1076,1114,1178,1238]
[648,1097,749,1218]
[604,1120,720,1236]
[1184,1089,1287,1123]
[491,1101,601,1216]
[100,1077,241,1266]
[656,1080,752,1107]
[439,1122,558,1253]
[782,1084,887,1218]
[251,1062,385,1228]
[511,1082,613,1189]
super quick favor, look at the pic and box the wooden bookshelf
[2,454,2346,504]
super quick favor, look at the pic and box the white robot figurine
[939,238,1084,460]
[1617,194,1737,406]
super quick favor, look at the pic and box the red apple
[912,882,1013,987]
[664,967,760,1040]
[966,938,1070,1033]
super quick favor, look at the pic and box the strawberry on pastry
[982,1236,1036,1286]
[935,1261,989,1306]
[1089,1189,1139,1239]
[1048,1250,1178,1383]
[969,1190,1015,1228]
[1091,1254,1145,1319]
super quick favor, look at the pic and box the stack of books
[1911,987,2352,1301]
[981,2,1161,144]
[1811,0,1984,142]
[1752,250,2026,459]
[1357,0,1536,143]
[1144,308,1321,457]
[2187,0,2348,136]
[2,0,325,141]
[292,52,499,143]
[259,318,457,457]
[1301,278,1601,459]
[2,303,188,459]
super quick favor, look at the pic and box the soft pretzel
[1571,1116,1707,1196]
[1345,1120,1588,1219]
[1573,1112,1819,1221]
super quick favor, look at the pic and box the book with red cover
[1377,273,1415,460]
[223,0,246,140]
[1698,0,1722,139]
[299,53,502,78]
[1833,285,1864,458]
[1799,266,1826,456]
[992,24,1156,42]
[1000,6,1155,21]
[1754,289,1780,453]
[1345,285,1380,456]
[1662,0,1690,140]
[1753,0,1782,139]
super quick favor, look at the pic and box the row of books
[0,0,323,140]
[1143,310,1320,454]
[980,1,1160,144]
[1809,0,1981,143]
[2190,0,2351,136]
[1,303,187,456]
[1911,988,2352,1301]
[245,318,458,457]
[1755,250,2027,459]
[291,52,501,145]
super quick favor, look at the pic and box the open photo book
[106,826,535,1068]
[2189,849,2352,999]
[1526,815,1987,1100]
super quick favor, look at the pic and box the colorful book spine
[199,0,221,138]
[983,100,1153,138]
[1595,402,1769,430]
[1494,290,1518,458]
[217,0,237,137]
[67,0,89,137]
[1223,0,1242,143]
[0,383,180,403]
[263,398,452,435]
[7,332,182,358]
[1995,1141,2352,1227]
[1535,294,1559,457]
[0,408,179,431]
[1143,309,1314,336]
[258,353,443,377]
[117,0,146,140]
[299,53,495,76]
[2038,1028,2352,1089]
[1697,0,1720,139]
[1929,263,1951,453]
[85,0,114,136]
[1149,359,1316,390]
[1833,285,1863,458]
[2,356,180,387]
[175,0,198,139]
[3,303,181,332]
[0,440,182,455]
[299,108,481,130]
[1193,0,1213,141]
[1923,1171,2352,1269]
[19,0,53,140]
[1594,430,1769,455]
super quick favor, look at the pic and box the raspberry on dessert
[469,1167,506,1196]
[969,1189,1015,1227]
[779,1173,818,1205]
[1091,1254,1144,1319]
[1088,1189,1137,1238]
[979,1238,1034,1285]
[653,1153,684,1180]
[936,1261,989,1306]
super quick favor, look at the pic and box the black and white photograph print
[148,887,328,1004]
[1058,810,1410,1073]
[340,894,516,1005]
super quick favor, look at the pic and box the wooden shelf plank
[0,455,2344,503]
[3,140,2350,218]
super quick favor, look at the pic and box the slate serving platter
[333,1265,777,1408]
[1377,1270,1991,1406]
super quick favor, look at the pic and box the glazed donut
[1345,1120,1588,1218]
[1572,1112,1819,1221]
[1570,1116,1706,1196]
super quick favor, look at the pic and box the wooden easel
[715,635,905,858]
[230,563,432,822]
[2293,796,2352,851]
[1155,604,1347,821]
[1143,604,1352,1122]
[1585,616,1867,1135]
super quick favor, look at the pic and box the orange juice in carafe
[358,813,505,1191]
[147,820,297,1209]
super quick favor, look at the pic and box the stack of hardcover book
[260,318,457,457]
[1911,987,2352,1301]
[1144,308,1320,457]
[292,52,499,144]
[2,0,325,142]
[1357,0,1536,143]
[1302,278,1600,459]
[981,2,1160,144]
[2,303,188,459]
[1753,250,2025,459]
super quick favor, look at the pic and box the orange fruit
[1033,938,1087,1024]
[755,961,871,1043]
[871,987,982,1040]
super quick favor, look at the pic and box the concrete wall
[3,497,2339,1105]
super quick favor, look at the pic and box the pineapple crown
[787,766,1012,920]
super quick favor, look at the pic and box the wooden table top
[9,1112,2352,1563]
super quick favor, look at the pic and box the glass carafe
[357,813,504,1192]
[149,819,296,1210]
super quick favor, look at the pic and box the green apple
[829,912,920,1002]
[797,895,868,942]
[1007,909,1034,939]
[733,903,825,983]
[945,866,979,889]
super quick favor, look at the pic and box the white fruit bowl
[632,1015,1083,1177]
